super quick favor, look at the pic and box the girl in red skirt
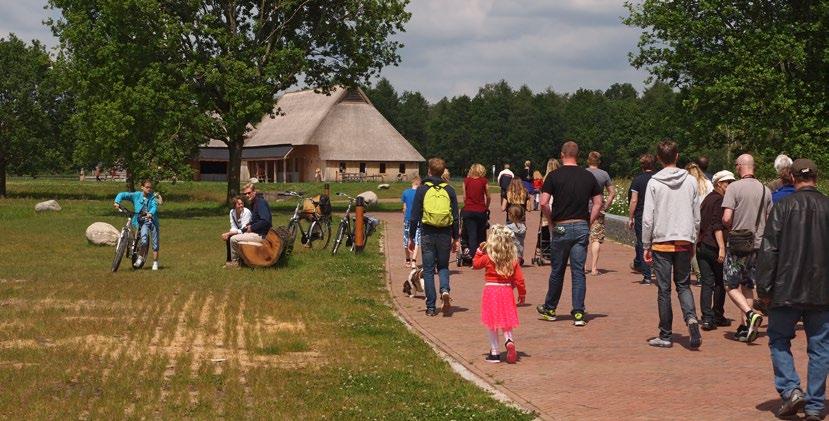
[473,224,526,363]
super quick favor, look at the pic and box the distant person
[441,168,451,183]
[643,139,702,349]
[227,183,272,268]
[628,153,656,284]
[585,151,616,276]
[756,159,829,421]
[537,141,602,327]
[696,156,713,180]
[697,170,735,331]
[722,154,771,343]
[473,224,526,364]
[401,176,422,268]
[462,164,490,261]
[221,196,252,264]
[686,162,714,285]
[314,168,322,182]
[502,178,528,223]
[114,179,160,270]
[532,170,543,211]
[95,163,102,182]
[506,205,527,265]
[497,163,514,200]
[521,160,532,183]
[768,154,793,193]
[409,158,460,316]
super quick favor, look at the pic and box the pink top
[472,251,526,297]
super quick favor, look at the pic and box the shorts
[724,250,757,289]
[403,220,421,247]
[589,215,606,243]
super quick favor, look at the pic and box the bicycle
[331,192,380,254]
[111,205,151,272]
[283,191,331,250]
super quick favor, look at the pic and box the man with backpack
[409,158,460,316]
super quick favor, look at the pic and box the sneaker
[648,337,673,348]
[777,388,805,418]
[537,305,557,321]
[716,318,732,327]
[441,291,452,315]
[701,320,716,331]
[688,320,702,348]
[505,340,517,364]
[224,261,240,269]
[640,278,653,285]
[734,325,749,342]
[425,308,437,317]
[133,256,144,269]
[630,262,643,274]
[746,311,763,343]
[485,352,501,363]
[152,261,158,271]
[573,311,587,327]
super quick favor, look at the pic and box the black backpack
[318,194,333,217]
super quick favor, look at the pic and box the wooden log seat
[238,226,293,268]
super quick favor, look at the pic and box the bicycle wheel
[307,219,331,250]
[331,222,346,254]
[111,229,130,272]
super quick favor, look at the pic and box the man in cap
[697,170,736,330]
[757,159,829,421]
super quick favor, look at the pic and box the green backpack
[421,181,453,227]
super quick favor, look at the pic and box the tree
[0,35,53,197]
[625,1,829,167]
[364,78,400,129]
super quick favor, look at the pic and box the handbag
[727,181,766,256]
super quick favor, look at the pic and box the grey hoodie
[642,167,700,249]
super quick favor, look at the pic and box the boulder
[357,191,378,206]
[86,222,120,246]
[377,183,390,190]
[35,200,61,212]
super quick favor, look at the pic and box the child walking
[532,170,543,211]
[473,225,526,364]
[506,206,527,266]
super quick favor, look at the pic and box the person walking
[537,141,603,326]
[462,164,490,261]
[408,158,460,316]
[696,156,713,181]
[627,154,655,284]
[502,178,528,224]
[585,151,616,276]
[532,170,543,211]
[686,162,714,285]
[506,206,527,266]
[756,159,829,421]
[642,139,702,349]
[697,170,736,330]
[473,224,526,364]
[401,176,422,267]
[497,163,514,200]
[722,154,772,343]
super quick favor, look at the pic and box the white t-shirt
[497,169,514,185]
[229,207,252,234]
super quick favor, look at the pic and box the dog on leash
[402,266,425,297]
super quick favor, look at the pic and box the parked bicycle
[282,191,331,250]
[331,192,380,254]
[111,205,151,272]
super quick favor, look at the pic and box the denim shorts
[403,220,421,247]
[724,250,756,289]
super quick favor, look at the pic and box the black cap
[791,159,818,176]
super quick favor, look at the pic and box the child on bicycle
[473,224,526,364]
[114,179,160,270]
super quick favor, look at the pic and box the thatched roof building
[197,87,425,182]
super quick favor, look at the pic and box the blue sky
[0,0,649,102]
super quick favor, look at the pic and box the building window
[399,163,406,174]
[379,163,386,174]
[339,162,346,172]
[359,162,366,173]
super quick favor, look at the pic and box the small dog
[402,266,425,297]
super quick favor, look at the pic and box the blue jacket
[772,184,795,204]
[247,193,272,236]
[115,191,159,228]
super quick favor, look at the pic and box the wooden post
[354,196,366,253]
[323,183,330,197]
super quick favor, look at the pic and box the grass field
[0,180,530,419]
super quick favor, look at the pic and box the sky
[0,0,650,102]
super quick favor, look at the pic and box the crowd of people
[403,140,828,420]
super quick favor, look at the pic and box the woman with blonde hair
[545,158,561,178]
[462,163,490,259]
[502,178,528,223]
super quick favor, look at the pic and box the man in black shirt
[627,154,656,284]
[537,141,603,326]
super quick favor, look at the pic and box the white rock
[377,184,390,190]
[357,191,378,206]
[35,200,61,212]
[85,222,120,246]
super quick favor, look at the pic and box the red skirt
[480,283,519,330]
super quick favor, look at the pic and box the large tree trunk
[226,137,243,204]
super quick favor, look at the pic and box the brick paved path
[379,196,815,420]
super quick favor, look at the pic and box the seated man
[227,183,272,268]
[221,196,252,263]
[114,179,160,270]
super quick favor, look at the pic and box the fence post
[354,196,366,253]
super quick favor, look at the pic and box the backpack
[421,181,453,227]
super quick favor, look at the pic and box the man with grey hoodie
[643,139,702,348]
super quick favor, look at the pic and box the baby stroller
[457,211,489,267]
[531,211,551,266]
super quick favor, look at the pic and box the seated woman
[221,196,252,263]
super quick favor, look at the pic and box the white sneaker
[134,256,143,269]
[152,261,159,271]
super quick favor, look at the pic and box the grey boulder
[86,222,120,246]
[35,200,62,212]
[357,191,378,206]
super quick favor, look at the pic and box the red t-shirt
[464,176,489,213]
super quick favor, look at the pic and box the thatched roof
[238,87,424,162]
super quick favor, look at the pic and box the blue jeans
[543,221,589,314]
[768,306,829,415]
[421,231,452,310]
[138,220,159,251]
[633,217,651,280]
